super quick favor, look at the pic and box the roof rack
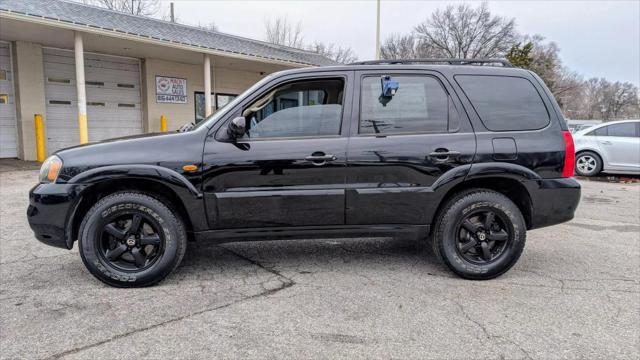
[349,58,514,67]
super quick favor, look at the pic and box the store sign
[156,76,187,103]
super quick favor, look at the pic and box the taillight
[562,130,575,177]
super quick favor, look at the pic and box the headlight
[39,155,62,183]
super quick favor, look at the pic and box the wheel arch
[575,148,603,162]
[65,166,206,249]
[575,148,605,173]
[432,171,535,233]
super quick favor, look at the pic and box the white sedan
[573,119,640,176]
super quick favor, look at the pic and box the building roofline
[51,0,323,58]
[0,10,312,67]
[0,0,335,67]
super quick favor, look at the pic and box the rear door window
[605,123,637,137]
[359,75,450,134]
[455,75,550,131]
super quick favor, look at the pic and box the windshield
[190,74,276,131]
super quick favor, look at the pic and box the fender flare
[63,165,204,249]
[69,164,202,198]
[465,162,542,182]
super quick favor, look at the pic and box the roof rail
[349,58,514,67]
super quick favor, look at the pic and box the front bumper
[27,183,87,249]
[528,177,581,229]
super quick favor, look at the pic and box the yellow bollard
[34,114,46,162]
[78,113,88,144]
[160,115,167,132]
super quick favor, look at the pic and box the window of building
[0,94,7,104]
[216,94,236,109]
[194,92,238,123]
[359,75,449,135]
[243,78,344,139]
[47,78,71,84]
[49,100,72,105]
[455,75,550,131]
[0,70,7,81]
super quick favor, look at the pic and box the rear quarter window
[455,75,550,131]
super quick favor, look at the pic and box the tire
[78,192,187,287]
[432,189,526,280]
[575,151,602,177]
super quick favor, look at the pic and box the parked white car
[573,119,640,176]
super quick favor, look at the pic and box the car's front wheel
[78,192,187,287]
[432,190,526,280]
[575,151,602,177]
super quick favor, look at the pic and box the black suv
[28,59,581,287]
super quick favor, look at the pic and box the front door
[346,70,476,225]
[201,73,353,229]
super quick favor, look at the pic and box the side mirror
[227,116,246,138]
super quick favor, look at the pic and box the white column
[204,54,212,117]
[74,32,88,143]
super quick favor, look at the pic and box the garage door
[0,41,18,158]
[43,48,142,154]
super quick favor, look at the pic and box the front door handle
[600,140,612,145]
[305,153,337,166]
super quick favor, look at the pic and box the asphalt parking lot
[1,164,639,359]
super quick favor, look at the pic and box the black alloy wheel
[79,192,187,287]
[455,210,511,264]
[99,213,164,271]
[432,189,526,280]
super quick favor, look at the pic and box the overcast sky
[161,0,640,85]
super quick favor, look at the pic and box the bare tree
[198,22,219,32]
[380,33,438,59]
[83,0,160,16]
[604,81,639,120]
[568,78,639,120]
[380,34,417,60]
[308,41,358,64]
[414,2,517,59]
[264,17,304,48]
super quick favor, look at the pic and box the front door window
[243,78,344,139]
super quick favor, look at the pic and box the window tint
[244,79,344,139]
[456,75,549,131]
[606,123,637,137]
[360,76,449,134]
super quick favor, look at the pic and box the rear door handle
[305,153,337,166]
[429,151,461,157]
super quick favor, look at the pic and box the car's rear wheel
[575,151,602,176]
[78,192,187,287]
[432,190,526,280]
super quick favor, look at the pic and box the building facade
[0,0,333,160]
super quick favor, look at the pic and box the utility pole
[170,2,175,23]
[375,0,381,60]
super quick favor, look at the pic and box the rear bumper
[27,183,86,249]
[528,177,581,229]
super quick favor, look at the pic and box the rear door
[345,70,476,225]
[597,122,640,171]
